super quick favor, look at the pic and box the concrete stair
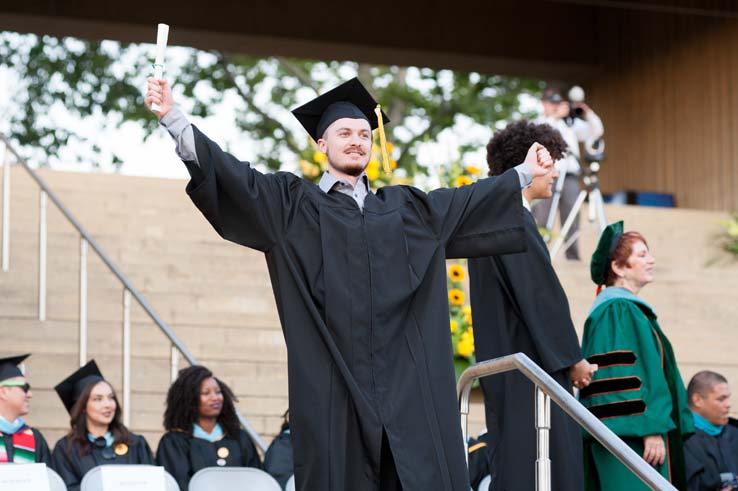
[2,163,737,452]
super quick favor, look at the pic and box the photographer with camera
[533,86,604,260]
[685,371,738,491]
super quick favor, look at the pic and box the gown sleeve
[424,169,526,259]
[156,432,192,491]
[491,214,583,373]
[580,300,676,438]
[184,126,303,253]
[133,434,155,465]
[33,428,52,465]
[51,437,83,491]
[239,430,262,469]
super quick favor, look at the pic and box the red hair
[604,231,649,287]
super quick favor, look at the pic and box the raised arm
[145,78,300,252]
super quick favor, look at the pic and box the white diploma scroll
[151,23,169,112]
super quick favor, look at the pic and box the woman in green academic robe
[580,222,693,491]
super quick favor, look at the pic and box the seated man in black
[685,370,738,491]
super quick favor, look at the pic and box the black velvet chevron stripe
[587,350,637,368]
[588,399,646,419]
[579,376,642,399]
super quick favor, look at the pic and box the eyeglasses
[0,381,31,393]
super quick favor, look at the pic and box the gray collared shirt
[160,106,534,195]
[318,171,370,210]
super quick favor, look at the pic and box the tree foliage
[0,31,542,175]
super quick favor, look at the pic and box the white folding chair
[80,464,179,491]
[478,474,492,491]
[46,467,66,491]
[189,467,282,491]
[285,474,295,491]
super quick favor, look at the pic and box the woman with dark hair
[50,360,154,491]
[580,222,693,491]
[156,365,261,490]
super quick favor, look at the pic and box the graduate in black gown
[468,121,598,491]
[0,354,51,464]
[145,77,554,491]
[50,360,154,491]
[156,365,261,490]
[264,410,293,489]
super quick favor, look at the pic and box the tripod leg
[545,171,567,231]
[590,188,608,232]
[550,189,588,260]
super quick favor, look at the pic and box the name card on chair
[0,463,50,491]
[100,466,165,490]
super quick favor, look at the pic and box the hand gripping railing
[0,136,267,452]
[458,353,677,491]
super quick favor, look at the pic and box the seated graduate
[156,365,261,490]
[0,354,51,464]
[263,409,293,489]
[50,360,154,491]
[684,370,738,491]
[468,120,597,491]
[466,429,493,491]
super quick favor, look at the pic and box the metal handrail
[0,135,267,452]
[458,353,676,491]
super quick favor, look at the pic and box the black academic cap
[54,360,105,414]
[590,221,624,285]
[291,77,390,141]
[0,354,30,382]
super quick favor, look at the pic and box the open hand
[144,78,174,118]
[643,434,665,467]
[524,142,554,178]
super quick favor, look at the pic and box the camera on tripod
[567,86,587,121]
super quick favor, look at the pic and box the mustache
[343,146,366,155]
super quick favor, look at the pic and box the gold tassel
[374,104,391,175]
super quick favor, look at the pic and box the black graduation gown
[467,432,493,490]
[264,428,293,489]
[182,127,526,491]
[468,208,584,491]
[0,426,52,464]
[51,434,154,491]
[155,429,261,491]
[684,425,738,491]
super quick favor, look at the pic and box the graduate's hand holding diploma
[145,78,174,119]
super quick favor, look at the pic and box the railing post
[2,143,10,272]
[122,289,132,427]
[170,344,180,383]
[79,237,88,366]
[535,386,551,491]
[38,190,47,321]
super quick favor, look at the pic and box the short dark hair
[688,370,728,407]
[163,365,241,439]
[486,120,568,177]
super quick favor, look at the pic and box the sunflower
[313,151,327,164]
[456,338,474,357]
[299,159,320,178]
[462,305,472,325]
[448,288,465,306]
[448,264,465,282]
[466,165,482,175]
[449,319,458,333]
[455,175,472,187]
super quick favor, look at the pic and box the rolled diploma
[152,23,169,112]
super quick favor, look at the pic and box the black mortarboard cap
[291,77,390,141]
[54,360,105,414]
[0,354,30,382]
[590,221,624,285]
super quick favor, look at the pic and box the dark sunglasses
[0,381,31,393]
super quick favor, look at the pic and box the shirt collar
[318,171,369,194]
[522,195,532,212]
